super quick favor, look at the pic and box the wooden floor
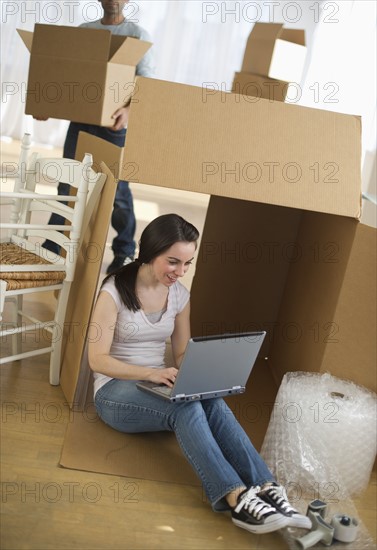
[2,355,375,550]
[1,139,376,549]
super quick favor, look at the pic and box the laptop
[136,331,266,402]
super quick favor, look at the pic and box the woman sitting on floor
[88,213,311,535]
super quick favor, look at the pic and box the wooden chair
[0,134,107,385]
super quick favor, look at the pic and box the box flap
[232,71,288,102]
[241,23,306,80]
[75,131,124,179]
[241,23,283,74]
[321,222,377,391]
[31,23,110,62]
[109,36,152,65]
[280,28,306,46]
[124,77,362,219]
[17,28,33,52]
[248,22,284,41]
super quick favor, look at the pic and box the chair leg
[0,280,6,321]
[10,295,23,357]
[0,281,16,360]
[49,282,71,385]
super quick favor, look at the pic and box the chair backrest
[3,151,107,282]
[7,133,32,231]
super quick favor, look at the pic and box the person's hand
[146,367,179,387]
[109,105,130,131]
[33,116,49,121]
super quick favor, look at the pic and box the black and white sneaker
[231,486,289,534]
[258,484,312,529]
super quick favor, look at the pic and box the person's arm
[88,291,178,386]
[107,30,155,131]
[109,104,130,131]
[170,300,191,367]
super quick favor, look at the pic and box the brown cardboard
[60,160,117,403]
[60,358,278,481]
[58,75,376,488]
[124,77,361,219]
[122,77,376,396]
[232,71,289,102]
[75,131,124,180]
[269,217,377,390]
[241,23,306,83]
[189,197,377,394]
[18,24,151,126]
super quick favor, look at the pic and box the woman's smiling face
[149,241,196,286]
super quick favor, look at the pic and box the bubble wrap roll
[261,372,377,499]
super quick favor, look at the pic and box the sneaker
[106,255,133,274]
[231,486,289,534]
[258,484,312,529]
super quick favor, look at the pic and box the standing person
[42,0,155,273]
[88,213,311,535]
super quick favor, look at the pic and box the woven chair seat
[0,242,66,290]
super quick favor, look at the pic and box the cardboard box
[58,77,375,486]
[122,77,376,394]
[232,71,289,102]
[18,24,152,126]
[241,23,306,83]
[123,78,361,218]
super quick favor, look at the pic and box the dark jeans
[44,122,136,258]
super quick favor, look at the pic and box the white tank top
[93,277,190,395]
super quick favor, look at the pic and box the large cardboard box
[241,23,306,83]
[123,78,361,217]
[58,77,375,487]
[122,77,376,395]
[18,24,151,126]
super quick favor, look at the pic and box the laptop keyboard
[154,385,172,395]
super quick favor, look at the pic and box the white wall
[1,0,376,200]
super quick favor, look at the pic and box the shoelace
[234,487,276,520]
[264,486,296,514]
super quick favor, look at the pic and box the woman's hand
[146,367,178,387]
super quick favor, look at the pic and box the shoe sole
[232,515,289,534]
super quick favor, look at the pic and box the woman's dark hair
[102,213,200,311]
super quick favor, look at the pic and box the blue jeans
[95,379,275,511]
[44,122,136,257]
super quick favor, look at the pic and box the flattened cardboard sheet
[60,359,278,480]
[60,162,117,404]
[124,77,361,219]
